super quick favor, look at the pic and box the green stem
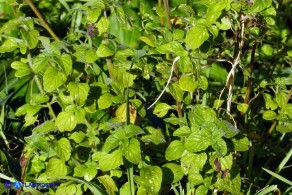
[163,0,172,30]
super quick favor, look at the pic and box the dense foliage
[0,0,291,194]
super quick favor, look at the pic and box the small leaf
[98,175,118,195]
[0,38,18,53]
[116,103,136,124]
[153,103,173,117]
[99,150,123,171]
[179,75,198,92]
[96,17,109,35]
[250,0,272,13]
[275,92,287,108]
[60,54,72,76]
[263,110,277,120]
[162,163,184,184]
[70,131,86,143]
[140,166,162,194]
[186,26,209,49]
[216,120,239,138]
[181,152,207,175]
[32,54,48,73]
[232,136,250,151]
[55,138,72,161]
[120,138,141,164]
[21,29,39,49]
[73,165,87,177]
[165,140,185,161]
[11,61,31,77]
[55,111,77,131]
[67,82,90,106]
[237,103,249,113]
[141,126,166,145]
[96,44,114,57]
[43,66,67,92]
[45,158,67,177]
[168,83,183,102]
[98,93,113,109]
[173,126,191,137]
[188,173,204,185]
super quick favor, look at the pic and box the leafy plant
[0,0,291,194]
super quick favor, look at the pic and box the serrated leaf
[140,166,162,194]
[115,71,136,89]
[179,75,198,92]
[165,140,185,161]
[0,38,18,53]
[55,111,77,131]
[99,150,123,171]
[188,173,204,185]
[141,126,166,145]
[263,110,277,120]
[73,165,87,177]
[96,44,114,57]
[70,131,86,143]
[181,152,207,175]
[84,164,98,181]
[98,175,118,195]
[153,103,173,117]
[67,82,89,106]
[60,54,72,76]
[32,54,48,73]
[21,29,39,49]
[86,3,104,23]
[140,36,155,47]
[168,83,183,102]
[173,126,191,137]
[11,61,31,77]
[199,75,208,90]
[212,138,227,156]
[216,120,239,138]
[162,163,184,184]
[250,0,272,13]
[232,136,249,151]
[96,17,109,35]
[120,138,141,164]
[188,105,217,128]
[214,168,241,194]
[98,93,113,109]
[45,158,67,177]
[43,66,67,92]
[237,103,249,113]
[55,138,72,161]
[186,26,209,49]
[33,121,56,133]
[275,92,287,108]
[206,1,227,23]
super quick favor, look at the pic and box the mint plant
[0,0,291,194]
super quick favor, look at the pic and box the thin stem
[158,0,164,27]
[163,0,172,30]
[25,0,60,41]
[244,43,256,105]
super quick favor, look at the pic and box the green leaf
[96,17,109,35]
[120,138,141,164]
[168,83,183,102]
[237,103,249,113]
[60,54,72,76]
[43,66,67,92]
[98,93,113,109]
[173,126,191,137]
[96,44,114,57]
[153,103,173,117]
[156,41,186,56]
[55,111,77,131]
[216,17,232,30]
[84,163,98,181]
[262,168,292,186]
[185,124,223,153]
[45,158,67,177]
[275,92,287,108]
[140,166,162,194]
[250,0,272,13]
[140,36,155,47]
[196,185,209,195]
[67,82,90,106]
[179,75,198,92]
[216,120,239,138]
[98,175,118,195]
[232,136,250,151]
[141,126,166,145]
[32,121,56,133]
[265,99,278,110]
[32,54,48,73]
[188,173,204,185]
[54,138,72,161]
[214,168,241,194]
[209,63,228,83]
[186,26,209,49]
[188,105,217,128]
[165,140,185,161]
[86,2,105,23]
[263,110,277,120]
[181,152,207,175]
[73,165,87,177]
[99,150,123,171]
[199,75,208,90]
[21,29,39,49]
[0,38,18,53]
[162,163,184,184]
[131,99,146,117]
[124,124,144,138]
[70,131,86,143]
[206,1,227,23]
[173,29,185,40]
[212,138,227,156]
[114,71,137,89]
[11,61,31,77]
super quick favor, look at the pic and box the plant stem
[25,0,60,41]
[163,0,172,30]
[244,43,256,105]
[158,0,164,26]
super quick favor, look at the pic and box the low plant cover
[0,0,291,194]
